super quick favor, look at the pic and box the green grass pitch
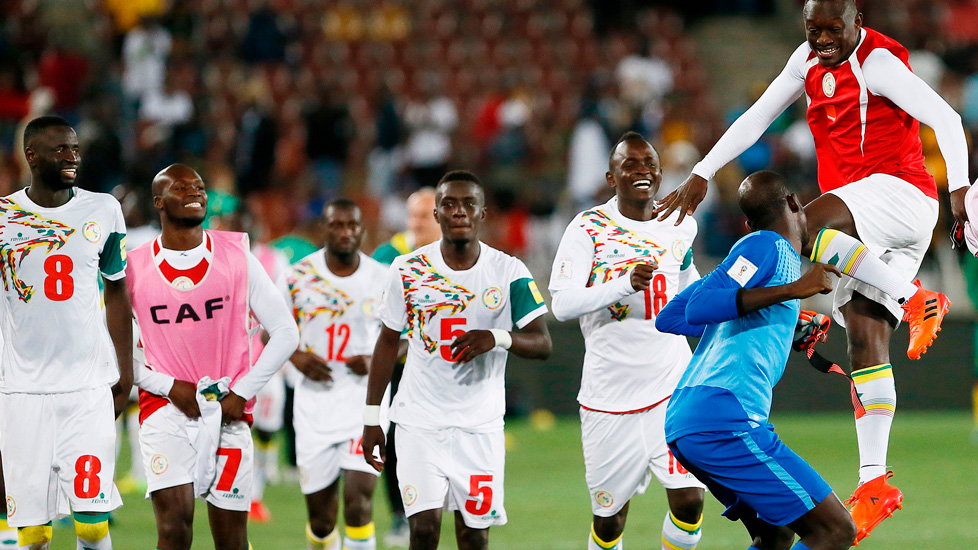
[48,411,976,549]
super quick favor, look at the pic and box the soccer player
[127,164,298,550]
[549,132,706,550]
[655,0,965,538]
[657,170,856,550]
[371,186,440,547]
[283,199,390,550]
[0,116,133,550]
[362,170,552,550]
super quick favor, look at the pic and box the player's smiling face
[159,173,207,227]
[607,139,661,203]
[435,181,486,243]
[27,126,80,190]
[804,0,862,68]
[323,205,363,258]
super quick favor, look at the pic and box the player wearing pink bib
[656,1,968,541]
[0,116,132,550]
[363,171,552,550]
[127,164,298,550]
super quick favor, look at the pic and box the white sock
[661,511,702,549]
[852,364,896,484]
[307,524,340,550]
[588,524,622,550]
[76,532,111,550]
[342,523,376,550]
[809,229,917,303]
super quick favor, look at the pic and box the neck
[616,195,656,222]
[766,220,802,254]
[26,182,71,208]
[325,249,360,276]
[441,238,481,270]
[160,219,204,251]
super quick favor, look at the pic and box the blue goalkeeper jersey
[660,230,801,441]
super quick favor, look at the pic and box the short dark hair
[437,170,482,187]
[609,131,651,165]
[23,116,73,149]
[322,198,360,218]
[738,170,790,230]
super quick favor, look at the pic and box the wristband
[363,405,381,427]
[488,328,512,350]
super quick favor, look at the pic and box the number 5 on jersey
[440,318,467,361]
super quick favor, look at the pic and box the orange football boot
[901,280,950,360]
[845,472,903,545]
[248,500,271,523]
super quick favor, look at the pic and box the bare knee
[753,526,795,550]
[592,510,627,543]
[823,514,857,550]
[157,513,193,550]
[456,524,488,550]
[667,488,705,524]
[409,515,441,550]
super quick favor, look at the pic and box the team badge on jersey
[594,490,614,508]
[822,72,836,98]
[482,287,503,309]
[170,276,195,291]
[672,239,686,261]
[403,485,419,506]
[82,221,102,243]
[5,496,14,517]
[151,454,169,475]
[361,297,378,317]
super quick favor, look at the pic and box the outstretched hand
[654,174,708,225]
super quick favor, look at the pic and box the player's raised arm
[861,48,971,224]
[655,43,809,225]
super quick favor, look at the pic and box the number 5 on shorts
[464,474,493,515]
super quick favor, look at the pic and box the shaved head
[152,164,203,197]
[738,171,790,231]
[804,0,858,23]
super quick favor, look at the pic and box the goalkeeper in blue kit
[656,171,857,550]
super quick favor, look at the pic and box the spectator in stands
[404,82,457,188]
[121,16,171,108]
[304,83,355,201]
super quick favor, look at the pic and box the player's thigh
[0,392,59,527]
[643,403,706,493]
[395,425,451,518]
[670,427,832,526]
[296,433,344,496]
[580,408,653,517]
[140,404,196,495]
[446,429,506,529]
[340,436,382,482]
[204,421,253,512]
[56,386,121,514]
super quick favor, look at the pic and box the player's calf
[74,512,112,550]
[408,511,442,550]
[16,523,52,550]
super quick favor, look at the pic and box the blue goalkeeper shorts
[668,423,833,526]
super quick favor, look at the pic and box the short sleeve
[378,262,408,331]
[509,258,548,329]
[99,198,128,280]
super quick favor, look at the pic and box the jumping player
[655,0,966,539]
[549,132,706,550]
[0,116,133,550]
[283,199,389,550]
[362,171,552,550]
[127,164,298,550]
[658,171,856,550]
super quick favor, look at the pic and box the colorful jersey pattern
[0,188,126,393]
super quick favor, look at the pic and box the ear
[745,219,755,232]
[23,147,35,167]
[786,193,802,213]
[153,195,163,210]
[854,12,863,28]
[605,171,616,188]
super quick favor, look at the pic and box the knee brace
[17,523,52,547]
[73,512,110,542]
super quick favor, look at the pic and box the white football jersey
[380,241,548,432]
[282,250,387,440]
[549,197,698,412]
[0,188,127,393]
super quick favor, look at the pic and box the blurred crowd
[3,0,978,281]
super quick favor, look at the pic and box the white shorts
[826,174,938,327]
[396,425,506,529]
[139,404,254,512]
[252,370,285,433]
[296,435,380,495]
[0,386,122,527]
[581,402,705,517]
